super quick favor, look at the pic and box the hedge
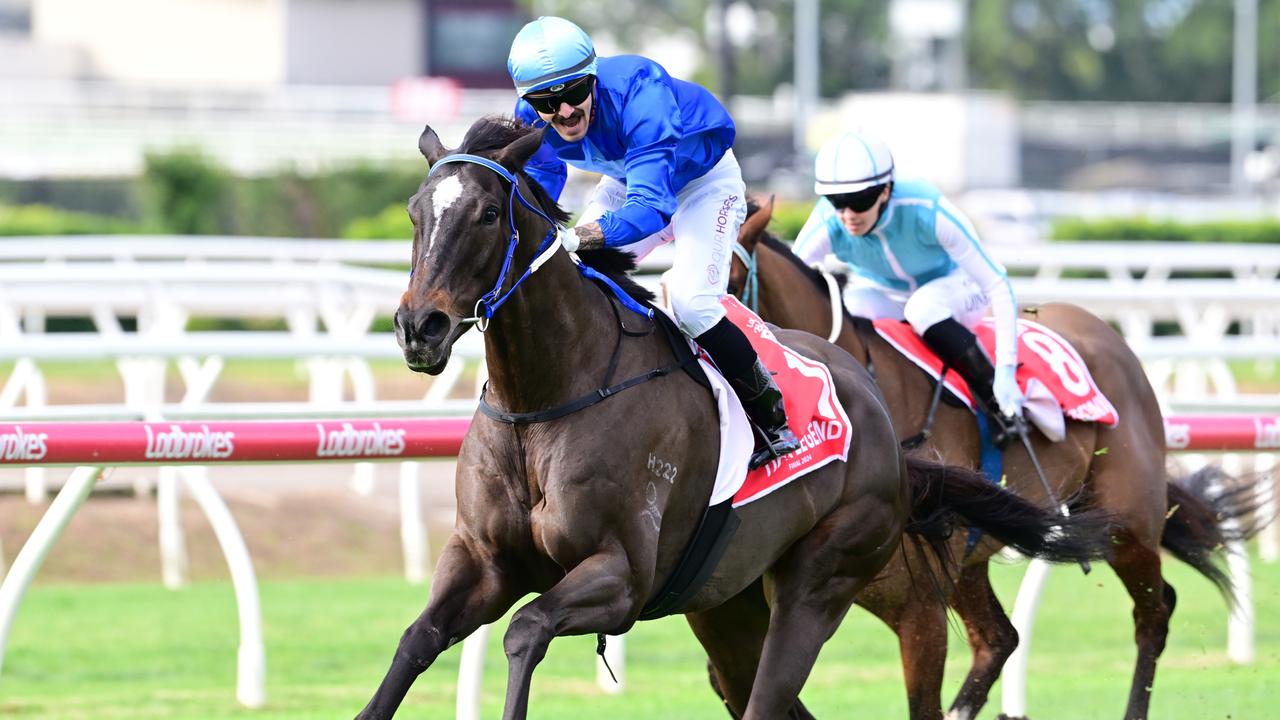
[342,197,819,244]
[0,204,146,236]
[1052,217,1280,244]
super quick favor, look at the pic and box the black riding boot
[921,318,1019,447]
[695,318,802,470]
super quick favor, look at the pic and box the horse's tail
[1162,465,1271,603]
[904,455,1115,563]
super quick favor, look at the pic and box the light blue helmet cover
[508,16,598,96]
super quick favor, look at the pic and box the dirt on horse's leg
[500,551,635,720]
[356,536,518,720]
[948,561,1019,720]
[1109,538,1175,720]
[687,580,818,719]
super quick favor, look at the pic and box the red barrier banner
[1163,414,1280,452]
[0,418,470,465]
[0,414,1275,466]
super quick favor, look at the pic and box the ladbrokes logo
[315,422,406,458]
[144,424,235,460]
[0,426,49,461]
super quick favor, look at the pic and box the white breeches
[577,151,745,337]
[843,268,990,334]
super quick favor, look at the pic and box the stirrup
[748,426,801,470]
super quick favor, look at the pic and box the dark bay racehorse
[357,117,1113,720]
[729,200,1262,720]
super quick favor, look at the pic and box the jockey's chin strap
[427,153,652,332]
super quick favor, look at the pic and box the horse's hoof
[996,715,1030,720]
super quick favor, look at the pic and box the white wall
[284,0,421,85]
[32,0,286,85]
[815,92,1020,192]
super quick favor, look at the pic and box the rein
[427,153,652,331]
[478,283,699,424]
[732,243,843,344]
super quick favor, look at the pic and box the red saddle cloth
[873,317,1119,427]
[719,297,853,507]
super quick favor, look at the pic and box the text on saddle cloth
[713,296,854,508]
[872,317,1120,435]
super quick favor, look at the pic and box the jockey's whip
[1011,415,1092,575]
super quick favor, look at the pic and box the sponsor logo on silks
[315,422,407,458]
[0,425,49,461]
[144,424,235,460]
[1255,417,1280,450]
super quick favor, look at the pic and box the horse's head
[396,119,558,374]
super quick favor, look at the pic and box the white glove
[993,363,1024,418]
[558,227,580,253]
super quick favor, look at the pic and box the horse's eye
[482,206,500,225]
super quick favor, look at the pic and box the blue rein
[427,153,652,328]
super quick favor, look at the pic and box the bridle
[424,153,652,331]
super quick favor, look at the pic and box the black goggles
[825,185,886,213]
[523,75,595,115]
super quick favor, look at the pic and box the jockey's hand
[573,222,605,251]
[993,362,1024,418]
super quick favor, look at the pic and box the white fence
[1,235,1277,715]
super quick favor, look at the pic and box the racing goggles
[825,185,886,213]
[523,75,595,115]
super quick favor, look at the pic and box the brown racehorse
[728,199,1262,720]
[355,117,1115,720]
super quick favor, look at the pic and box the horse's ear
[495,127,547,171]
[739,194,775,250]
[419,125,450,165]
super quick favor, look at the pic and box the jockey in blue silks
[508,16,799,469]
[793,131,1025,439]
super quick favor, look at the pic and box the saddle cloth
[873,317,1119,442]
[693,297,854,508]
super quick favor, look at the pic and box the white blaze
[428,174,465,254]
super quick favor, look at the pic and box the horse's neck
[482,249,620,413]
[757,245,858,351]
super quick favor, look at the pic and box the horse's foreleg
[500,551,636,720]
[356,535,518,720]
[947,561,1018,720]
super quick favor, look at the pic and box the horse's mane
[743,200,870,333]
[457,115,654,304]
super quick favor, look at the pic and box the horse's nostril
[418,311,450,341]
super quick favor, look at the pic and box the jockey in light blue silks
[793,131,1025,439]
[507,16,799,469]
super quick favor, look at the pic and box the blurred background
[1,0,1277,243]
[2,2,1278,719]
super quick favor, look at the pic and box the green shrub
[768,200,814,242]
[1052,217,1280,244]
[343,203,413,240]
[0,204,144,236]
[141,148,232,234]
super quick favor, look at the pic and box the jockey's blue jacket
[515,55,736,248]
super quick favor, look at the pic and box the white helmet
[813,132,895,195]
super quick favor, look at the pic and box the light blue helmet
[508,16,598,96]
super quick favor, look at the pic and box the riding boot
[695,318,802,470]
[921,318,1019,448]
